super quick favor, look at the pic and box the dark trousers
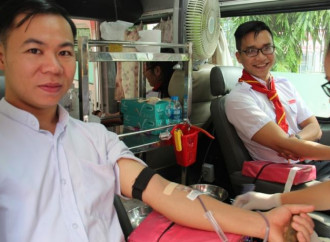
[303,160,330,182]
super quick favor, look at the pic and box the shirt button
[61,179,67,185]
[72,223,78,229]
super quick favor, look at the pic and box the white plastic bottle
[165,99,174,122]
[171,96,182,124]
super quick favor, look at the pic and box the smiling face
[0,13,76,115]
[236,30,275,82]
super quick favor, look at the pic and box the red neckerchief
[239,69,289,133]
[152,82,162,92]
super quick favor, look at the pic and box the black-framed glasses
[321,81,330,97]
[240,45,276,57]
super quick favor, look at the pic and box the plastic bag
[100,20,133,41]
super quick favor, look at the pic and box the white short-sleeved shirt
[225,75,313,163]
[0,98,144,242]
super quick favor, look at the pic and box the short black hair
[234,21,273,51]
[0,0,76,46]
[145,48,177,98]
[146,48,177,76]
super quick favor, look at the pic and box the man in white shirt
[0,1,315,241]
[225,20,330,181]
[233,44,330,239]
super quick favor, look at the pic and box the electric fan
[185,0,220,60]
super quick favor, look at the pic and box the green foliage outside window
[221,10,330,73]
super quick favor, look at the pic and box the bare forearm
[281,181,330,211]
[144,176,266,238]
[278,138,330,160]
[252,122,330,161]
[118,159,313,240]
[297,122,322,142]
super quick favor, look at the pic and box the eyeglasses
[321,81,330,97]
[240,46,276,57]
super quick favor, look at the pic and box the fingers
[284,204,315,214]
[232,195,244,207]
[277,145,300,160]
[233,192,257,210]
[232,193,250,208]
[277,151,300,160]
[292,213,314,242]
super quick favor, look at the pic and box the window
[221,10,330,118]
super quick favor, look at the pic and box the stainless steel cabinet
[76,36,192,153]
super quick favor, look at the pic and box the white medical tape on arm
[187,190,203,200]
[163,182,179,195]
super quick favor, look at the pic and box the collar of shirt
[250,74,268,86]
[0,98,69,134]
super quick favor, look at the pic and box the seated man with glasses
[144,48,177,99]
[233,43,330,236]
[225,21,330,181]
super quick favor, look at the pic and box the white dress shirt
[225,75,313,163]
[0,98,143,242]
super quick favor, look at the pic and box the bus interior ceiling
[53,0,330,22]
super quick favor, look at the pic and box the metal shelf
[89,52,189,62]
[108,124,175,154]
[77,37,192,153]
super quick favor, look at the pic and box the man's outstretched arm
[252,121,330,161]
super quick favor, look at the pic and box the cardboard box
[121,99,170,135]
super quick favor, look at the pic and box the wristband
[256,211,270,242]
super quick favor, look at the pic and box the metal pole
[77,36,90,122]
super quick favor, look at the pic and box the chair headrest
[168,64,215,103]
[210,66,243,96]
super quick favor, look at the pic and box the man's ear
[154,66,161,77]
[235,51,242,64]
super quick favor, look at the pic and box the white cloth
[225,74,313,163]
[0,98,144,242]
[210,27,233,66]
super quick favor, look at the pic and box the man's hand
[266,205,314,242]
[277,136,302,160]
[277,150,302,161]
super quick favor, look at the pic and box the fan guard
[185,0,220,60]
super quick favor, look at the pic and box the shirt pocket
[286,99,298,115]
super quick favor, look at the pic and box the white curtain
[210,26,233,66]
